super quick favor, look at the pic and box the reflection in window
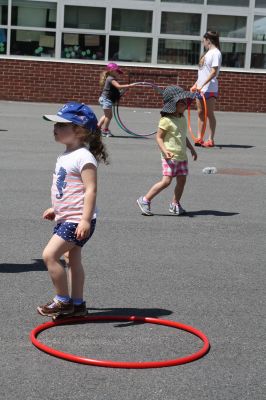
[253,16,266,41]
[0,28,7,54]
[161,12,201,35]
[161,0,203,3]
[61,33,105,60]
[112,9,152,33]
[158,39,200,65]
[64,6,105,30]
[109,36,152,62]
[11,1,57,28]
[10,30,55,57]
[251,44,266,68]
[207,0,249,5]
[207,15,247,38]
[256,0,266,7]
[0,0,8,25]
[220,42,245,67]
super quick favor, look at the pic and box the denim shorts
[197,91,218,100]
[53,219,96,247]
[99,96,113,110]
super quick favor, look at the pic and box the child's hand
[190,84,197,93]
[191,148,197,160]
[75,220,91,240]
[42,208,55,220]
[164,151,174,160]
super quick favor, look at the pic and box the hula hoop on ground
[114,82,163,137]
[187,92,207,142]
[30,315,210,369]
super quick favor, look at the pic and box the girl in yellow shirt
[137,86,197,216]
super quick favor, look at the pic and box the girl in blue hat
[38,102,108,318]
[137,86,197,216]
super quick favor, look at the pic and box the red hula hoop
[187,92,207,142]
[30,315,210,369]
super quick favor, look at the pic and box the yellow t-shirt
[159,115,187,161]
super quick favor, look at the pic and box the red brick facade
[0,59,265,112]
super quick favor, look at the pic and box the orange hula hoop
[187,92,207,142]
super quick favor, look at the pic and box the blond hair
[73,125,109,164]
[99,70,116,87]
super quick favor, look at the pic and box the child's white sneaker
[169,203,186,215]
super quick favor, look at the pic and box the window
[220,42,245,67]
[109,36,152,62]
[10,29,55,57]
[207,15,247,38]
[161,0,203,3]
[0,28,6,54]
[0,0,8,25]
[253,16,266,41]
[255,0,266,7]
[64,6,105,30]
[11,1,57,28]
[61,33,105,60]
[207,0,249,5]
[251,44,266,68]
[112,9,152,33]
[158,39,200,65]
[161,12,201,35]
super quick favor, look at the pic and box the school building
[0,0,265,112]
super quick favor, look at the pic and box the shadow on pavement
[87,307,173,327]
[154,210,239,217]
[0,259,46,273]
[215,144,254,149]
[108,135,150,139]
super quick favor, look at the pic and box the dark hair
[199,31,220,66]
[74,125,109,164]
[203,31,220,50]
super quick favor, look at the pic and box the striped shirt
[51,147,98,223]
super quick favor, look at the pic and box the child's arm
[156,128,174,159]
[42,208,55,220]
[186,137,197,160]
[111,80,135,90]
[75,164,97,240]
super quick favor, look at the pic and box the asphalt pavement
[0,101,265,400]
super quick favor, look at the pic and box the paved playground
[0,101,265,400]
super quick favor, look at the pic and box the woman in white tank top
[190,31,222,147]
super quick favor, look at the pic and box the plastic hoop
[187,92,207,142]
[114,82,163,137]
[30,315,210,369]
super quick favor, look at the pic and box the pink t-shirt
[51,147,97,223]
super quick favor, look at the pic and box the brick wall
[0,59,265,112]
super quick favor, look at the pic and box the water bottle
[202,167,217,174]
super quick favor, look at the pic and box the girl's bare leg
[145,176,172,201]
[42,235,75,296]
[102,108,113,131]
[67,246,84,300]
[172,175,187,203]
[206,97,216,141]
[97,115,105,129]
[196,98,205,139]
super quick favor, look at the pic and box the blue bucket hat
[161,86,196,114]
[43,102,98,131]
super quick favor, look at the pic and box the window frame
[0,0,263,72]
